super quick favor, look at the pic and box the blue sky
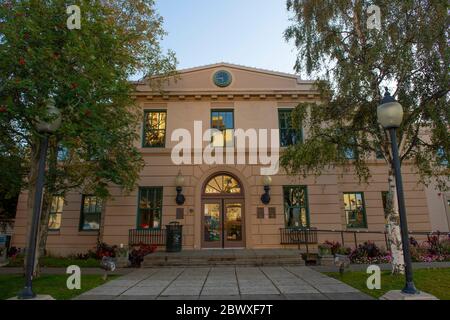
[155,0,298,75]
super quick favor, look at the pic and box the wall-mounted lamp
[175,171,185,206]
[260,176,272,205]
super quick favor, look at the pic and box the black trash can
[166,222,183,252]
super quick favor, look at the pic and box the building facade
[11,63,449,256]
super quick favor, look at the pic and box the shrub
[129,244,157,267]
[7,246,20,258]
[96,242,118,258]
[349,241,391,264]
[320,241,351,256]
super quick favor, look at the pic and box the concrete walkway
[73,266,373,300]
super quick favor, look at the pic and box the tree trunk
[34,193,52,277]
[35,139,58,277]
[386,169,405,275]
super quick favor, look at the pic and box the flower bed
[410,234,450,263]
[319,233,450,265]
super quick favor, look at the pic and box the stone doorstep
[8,295,55,300]
[143,260,305,267]
[380,290,439,300]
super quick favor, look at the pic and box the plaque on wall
[257,207,264,219]
[269,207,276,219]
[176,208,184,220]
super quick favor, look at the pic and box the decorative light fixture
[260,175,272,205]
[175,171,185,206]
[377,88,404,129]
[35,98,62,134]
[377,88,418,295]
[20,98,62,299]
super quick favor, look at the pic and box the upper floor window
[57,145,69,161]
[437,147,449,167]
[143,110,166,148]
[343,192,367,229]
[211,110,234,147]
[48,196,64,231]
[278,109,302,147]
[283,186,309,228]
[376,148,385,160]
[80,195,103,231]
[138,187,163,229]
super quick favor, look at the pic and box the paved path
[73,266,373,300]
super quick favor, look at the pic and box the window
[376,148,385,160]
[283,186,309,228]
[79,195,103,231]
[344,192,367,228]
[48,196,64,231]
[211,110,234,147]
[138,187,163,229]
[57,145,69,161]
[204,175,241,194]
[341,136,357,160]
[279,109,302,147]
[437,147,449,167]
[143,110,166,148]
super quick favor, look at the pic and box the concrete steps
[142,249,306,267]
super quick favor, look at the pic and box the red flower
[0,106,7,113]
[70,82,78,89]
[19,57,25,66]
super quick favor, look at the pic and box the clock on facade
[213,70,232,87]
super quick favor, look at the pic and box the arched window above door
[204,174,242,194]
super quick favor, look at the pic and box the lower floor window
[80,195,103,231]
[48,196,64,230]
[283,186,310,228]
[344,192,368,228]
[138,187,163,229]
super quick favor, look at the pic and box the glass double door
[202,199,245,248]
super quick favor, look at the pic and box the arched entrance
[201,173,245,248]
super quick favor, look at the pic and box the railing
[129,228,166,246]
[280,228,450,253]
[280,227,318,253]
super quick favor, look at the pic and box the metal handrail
[280,228,449,251]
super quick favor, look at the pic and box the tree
[0,0,177,273]
[0,123,27,229]
[282,0,449,274]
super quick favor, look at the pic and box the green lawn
[325,268,450,300]
[7,256,101,268]
[0,274,118,300]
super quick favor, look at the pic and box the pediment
[135,63,315,93]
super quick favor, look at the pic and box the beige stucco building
[11,63,449,256]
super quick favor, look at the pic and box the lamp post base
[11,294,55,301]
[18,286,36,300]
[380,290,438,300]
[402,281,419,295]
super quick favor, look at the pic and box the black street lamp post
[18,99,61,299]
[377,89,418,295]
